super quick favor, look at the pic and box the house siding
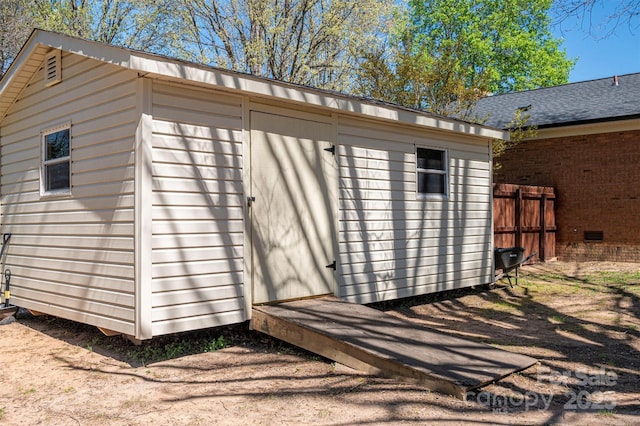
[0,52,138,334]
[337,118,493,303]
[149,81,246,335]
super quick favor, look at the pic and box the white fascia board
[0,32,43,121]
[534,118,640,139]
[128,51,508,140]
[0,48,30,96]
[0,31,38,95]
[33,30,134,69]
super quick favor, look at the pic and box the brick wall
[494,129,640,262]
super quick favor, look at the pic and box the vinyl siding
[150,81,245,335]
[0,52,138,334]
[337,119,493,304]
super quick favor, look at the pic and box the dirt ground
[1,261,639,425]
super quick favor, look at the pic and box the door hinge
[247,196,256,207]
[325,260,336,270]
[324,145,335,155]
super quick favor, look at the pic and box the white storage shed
[0,30,506,340]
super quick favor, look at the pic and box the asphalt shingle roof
[473,72,640,129]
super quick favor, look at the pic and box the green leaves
[492,107,537,170]
[356,0,574,117]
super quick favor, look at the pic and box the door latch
[247,196,256,207]
[325,260,336,270]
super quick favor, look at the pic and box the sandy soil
[1,261,639,425]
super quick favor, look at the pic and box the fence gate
[493,183,556,263]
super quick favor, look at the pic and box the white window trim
[40,122,72,197]
[416,146,449,200]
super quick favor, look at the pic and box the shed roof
[1,29,507,140]
[474,72,640,129]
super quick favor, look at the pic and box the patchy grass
[518,269,640,300]
[119,395,150,410]
[126,334,228,366]
[20,387,36,396]
[584,271,640,298]
[85,336,100,352]
[547,314,566,324]
[598,409,616,417]
[585,271,640,285]
[18,312,314,369]
[489,299,522,314]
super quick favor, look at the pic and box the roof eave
[536,113,640,130]
[0,29,37,91]
[532,116,640,139]
[2,30,507,140]
[127,42,508,139]
[0,30,42,121]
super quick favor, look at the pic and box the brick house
[475,73,640,262]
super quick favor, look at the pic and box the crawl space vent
[44,50,61,87]
[584,231,604,242]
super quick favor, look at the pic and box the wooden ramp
[251,297,537,400]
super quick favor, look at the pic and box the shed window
[41,124,71,195]
[417,147,448,198]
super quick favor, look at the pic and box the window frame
[40,122,72,197]
[416,146,449,200]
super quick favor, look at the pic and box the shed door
[250,111,337,304]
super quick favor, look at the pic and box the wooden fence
[493,183,556,263]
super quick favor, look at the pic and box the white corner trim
[134,77,153,340]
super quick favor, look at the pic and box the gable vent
[44,50,62,87]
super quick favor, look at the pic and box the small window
[41,124,71,195]
[416,147,448,198]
